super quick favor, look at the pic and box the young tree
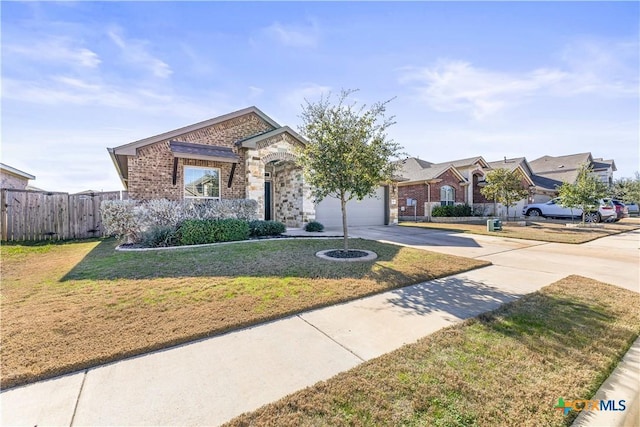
[611,173,640,204]
[558,163,608,224]
[297,89,403,251]
[479,168,529,219]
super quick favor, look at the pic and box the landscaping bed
[0,237,489,389]
[400,218,640,244]
[226,276,640,427]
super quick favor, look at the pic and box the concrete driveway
[350,225,640,292]
[3,226,638,426]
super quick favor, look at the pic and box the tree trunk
[341,193,349,251]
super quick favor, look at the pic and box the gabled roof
[236,126,307,149]
[528,152,603,190]
[440,156,489,169]
[529,152,593,175]
[107,106,281,188]
[109,106,279,156]
[486,157,535,186]
[396,157,467,183]
[592,158,617,172]
[0,163,35,180]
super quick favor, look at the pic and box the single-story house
[108,107,398,228]
[397,152,613,220]
[0,163,36,190]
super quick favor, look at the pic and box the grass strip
[1,237,489,389]
[399,219,639,244]
[227,276,640,427]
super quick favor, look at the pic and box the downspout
[427,182,431,222]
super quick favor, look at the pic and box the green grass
[1,237,489,389]
[226,276,640,427]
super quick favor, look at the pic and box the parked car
[608,199,629,222]
[522,198,617,223]
[626,203,639,217]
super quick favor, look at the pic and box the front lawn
[0,237,489,389]
[400,219,640,244]
[227,276,640,426]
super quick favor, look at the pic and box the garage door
[314,187,386,227]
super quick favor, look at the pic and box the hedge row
[431,204,473,217]
[138,219,288,248]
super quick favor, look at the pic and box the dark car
[609,199,629,222]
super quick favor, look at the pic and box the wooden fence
[0,189,124,241]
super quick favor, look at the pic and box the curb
[572,336,640,426]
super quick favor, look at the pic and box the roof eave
[238,126,307,149]
[112,106,281,155]
[107,148,128,190]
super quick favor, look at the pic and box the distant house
[397,152,614,220]
[528,152,616,203]
[0,163,35,190]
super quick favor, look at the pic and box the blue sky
[2,1,638,192]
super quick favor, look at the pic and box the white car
[522,198,617,223]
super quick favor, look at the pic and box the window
[440,185,455,206]
[184,166,220,199]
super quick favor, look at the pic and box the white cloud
[263,21,320,48]
[5,38,101,68]
[281,83,332,110]
[107,27,172,78]
[248,86,264,98]
[399,60,569,119]
[399,39,638,120]
[2,76,214,119]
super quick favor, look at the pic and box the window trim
[183,165,221,200]
[440,185,455,206]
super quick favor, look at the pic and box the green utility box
[487,218,502,232]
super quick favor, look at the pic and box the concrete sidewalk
[2,228,638,426]
[1,266,562,426]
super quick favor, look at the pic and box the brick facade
[126,113,272,201]
[398,169,465,217]
[473,173,490,204]
[116,108,395,228]
[0,172,29,190]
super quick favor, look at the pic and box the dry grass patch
[1,237,488,389]
[400,218,640,244]
[227,276,640,427]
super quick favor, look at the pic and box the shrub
[182,199,259,221]
[142,199,185,227]
[304,221,324,232]
[101,198,259,244]
[100,200,145,243]
[431,204,472,217]
[249,220,286,237]
[179,219,250,245]
[141,225,180,248]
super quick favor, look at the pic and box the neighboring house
[396,156,490,219]
[0,163,35,190]
[397,152,612,220]
[108,106,398,228]
[528,152,616,203]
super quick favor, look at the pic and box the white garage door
[314,187,386,227]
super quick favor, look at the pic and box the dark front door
[264,181,272,220]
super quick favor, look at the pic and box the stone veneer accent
[121,109,395,228]
[127,113,273,200]
[245,133,313,227]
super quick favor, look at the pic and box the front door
[264,181,272,220]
